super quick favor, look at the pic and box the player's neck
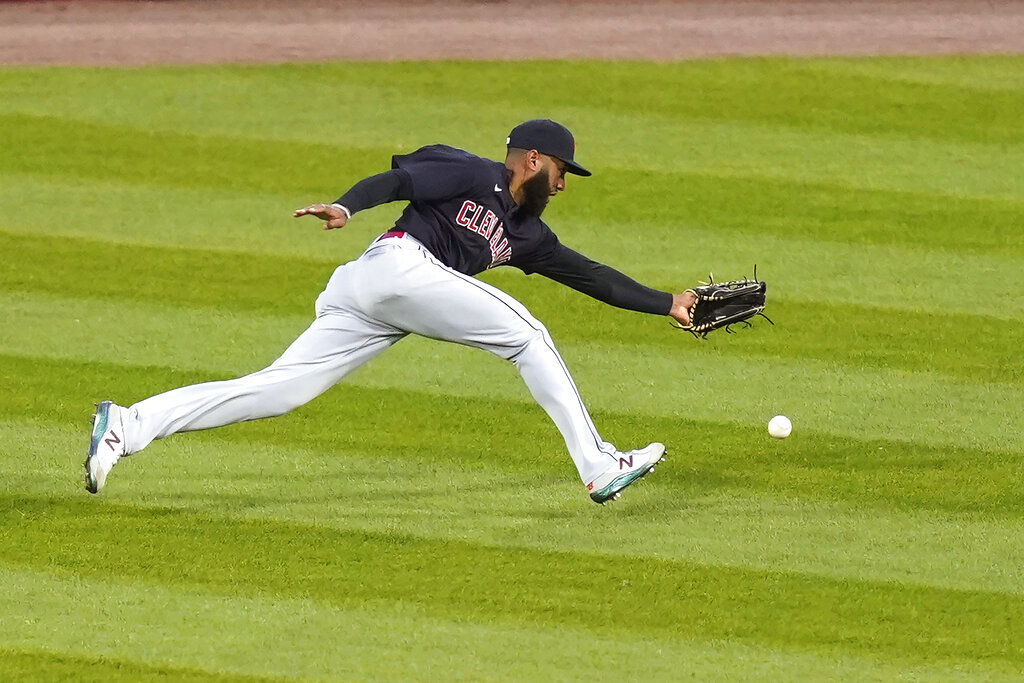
[505,166,526,205]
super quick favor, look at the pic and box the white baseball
[768,415,792,439]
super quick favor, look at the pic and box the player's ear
[526,149,542,171]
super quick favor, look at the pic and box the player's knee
[506,323,550,360]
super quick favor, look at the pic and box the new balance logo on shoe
[587,444,665,504]
[85,401,126,494]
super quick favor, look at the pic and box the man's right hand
[293,203,349,230]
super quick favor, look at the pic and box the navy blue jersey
[333,144,674,316]
[390,145,559,276]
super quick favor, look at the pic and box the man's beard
[519,167,552,218]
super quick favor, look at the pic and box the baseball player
[85,120,696,504]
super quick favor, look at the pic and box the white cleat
[586,442,666,504]
[84,401,127,494]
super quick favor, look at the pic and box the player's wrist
[330,203,352,220]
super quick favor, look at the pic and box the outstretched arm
[533,244,695,326]
[293,169,413,230]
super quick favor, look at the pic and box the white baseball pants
[121,233,619,483]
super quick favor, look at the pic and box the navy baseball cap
[506,119,591,177]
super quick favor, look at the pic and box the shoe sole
[84,401,111,494]
[590,450,667,504]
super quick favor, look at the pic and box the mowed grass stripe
[8,568,1016,682]
[0,291,315,377]
[0,231,329,315]
[0,649,286,683]
[0,113,386,196]
[7,203,1023,324]
[2,495,1022,667]
[799,56,1024,94]
[0,175,388,262]
[4,356,1023,518]
[554,219,1024,320]
[580,114,1024,200]
[4,163,1023,260]
[565,168,1024,257]
[3,235,1022,384]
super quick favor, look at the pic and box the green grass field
[1,57,1023,681]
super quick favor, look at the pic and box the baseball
[768,415,792,439]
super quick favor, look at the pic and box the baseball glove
[674,268,771,338]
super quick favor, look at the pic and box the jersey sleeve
[333,169,413,214]
[529,243,674,315]
[391,145,488,202]
[512,220,562,275]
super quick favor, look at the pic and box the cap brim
[564,160,591,177]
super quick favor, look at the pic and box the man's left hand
[669,290,697,327]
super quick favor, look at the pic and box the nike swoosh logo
[494,184,502,192]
